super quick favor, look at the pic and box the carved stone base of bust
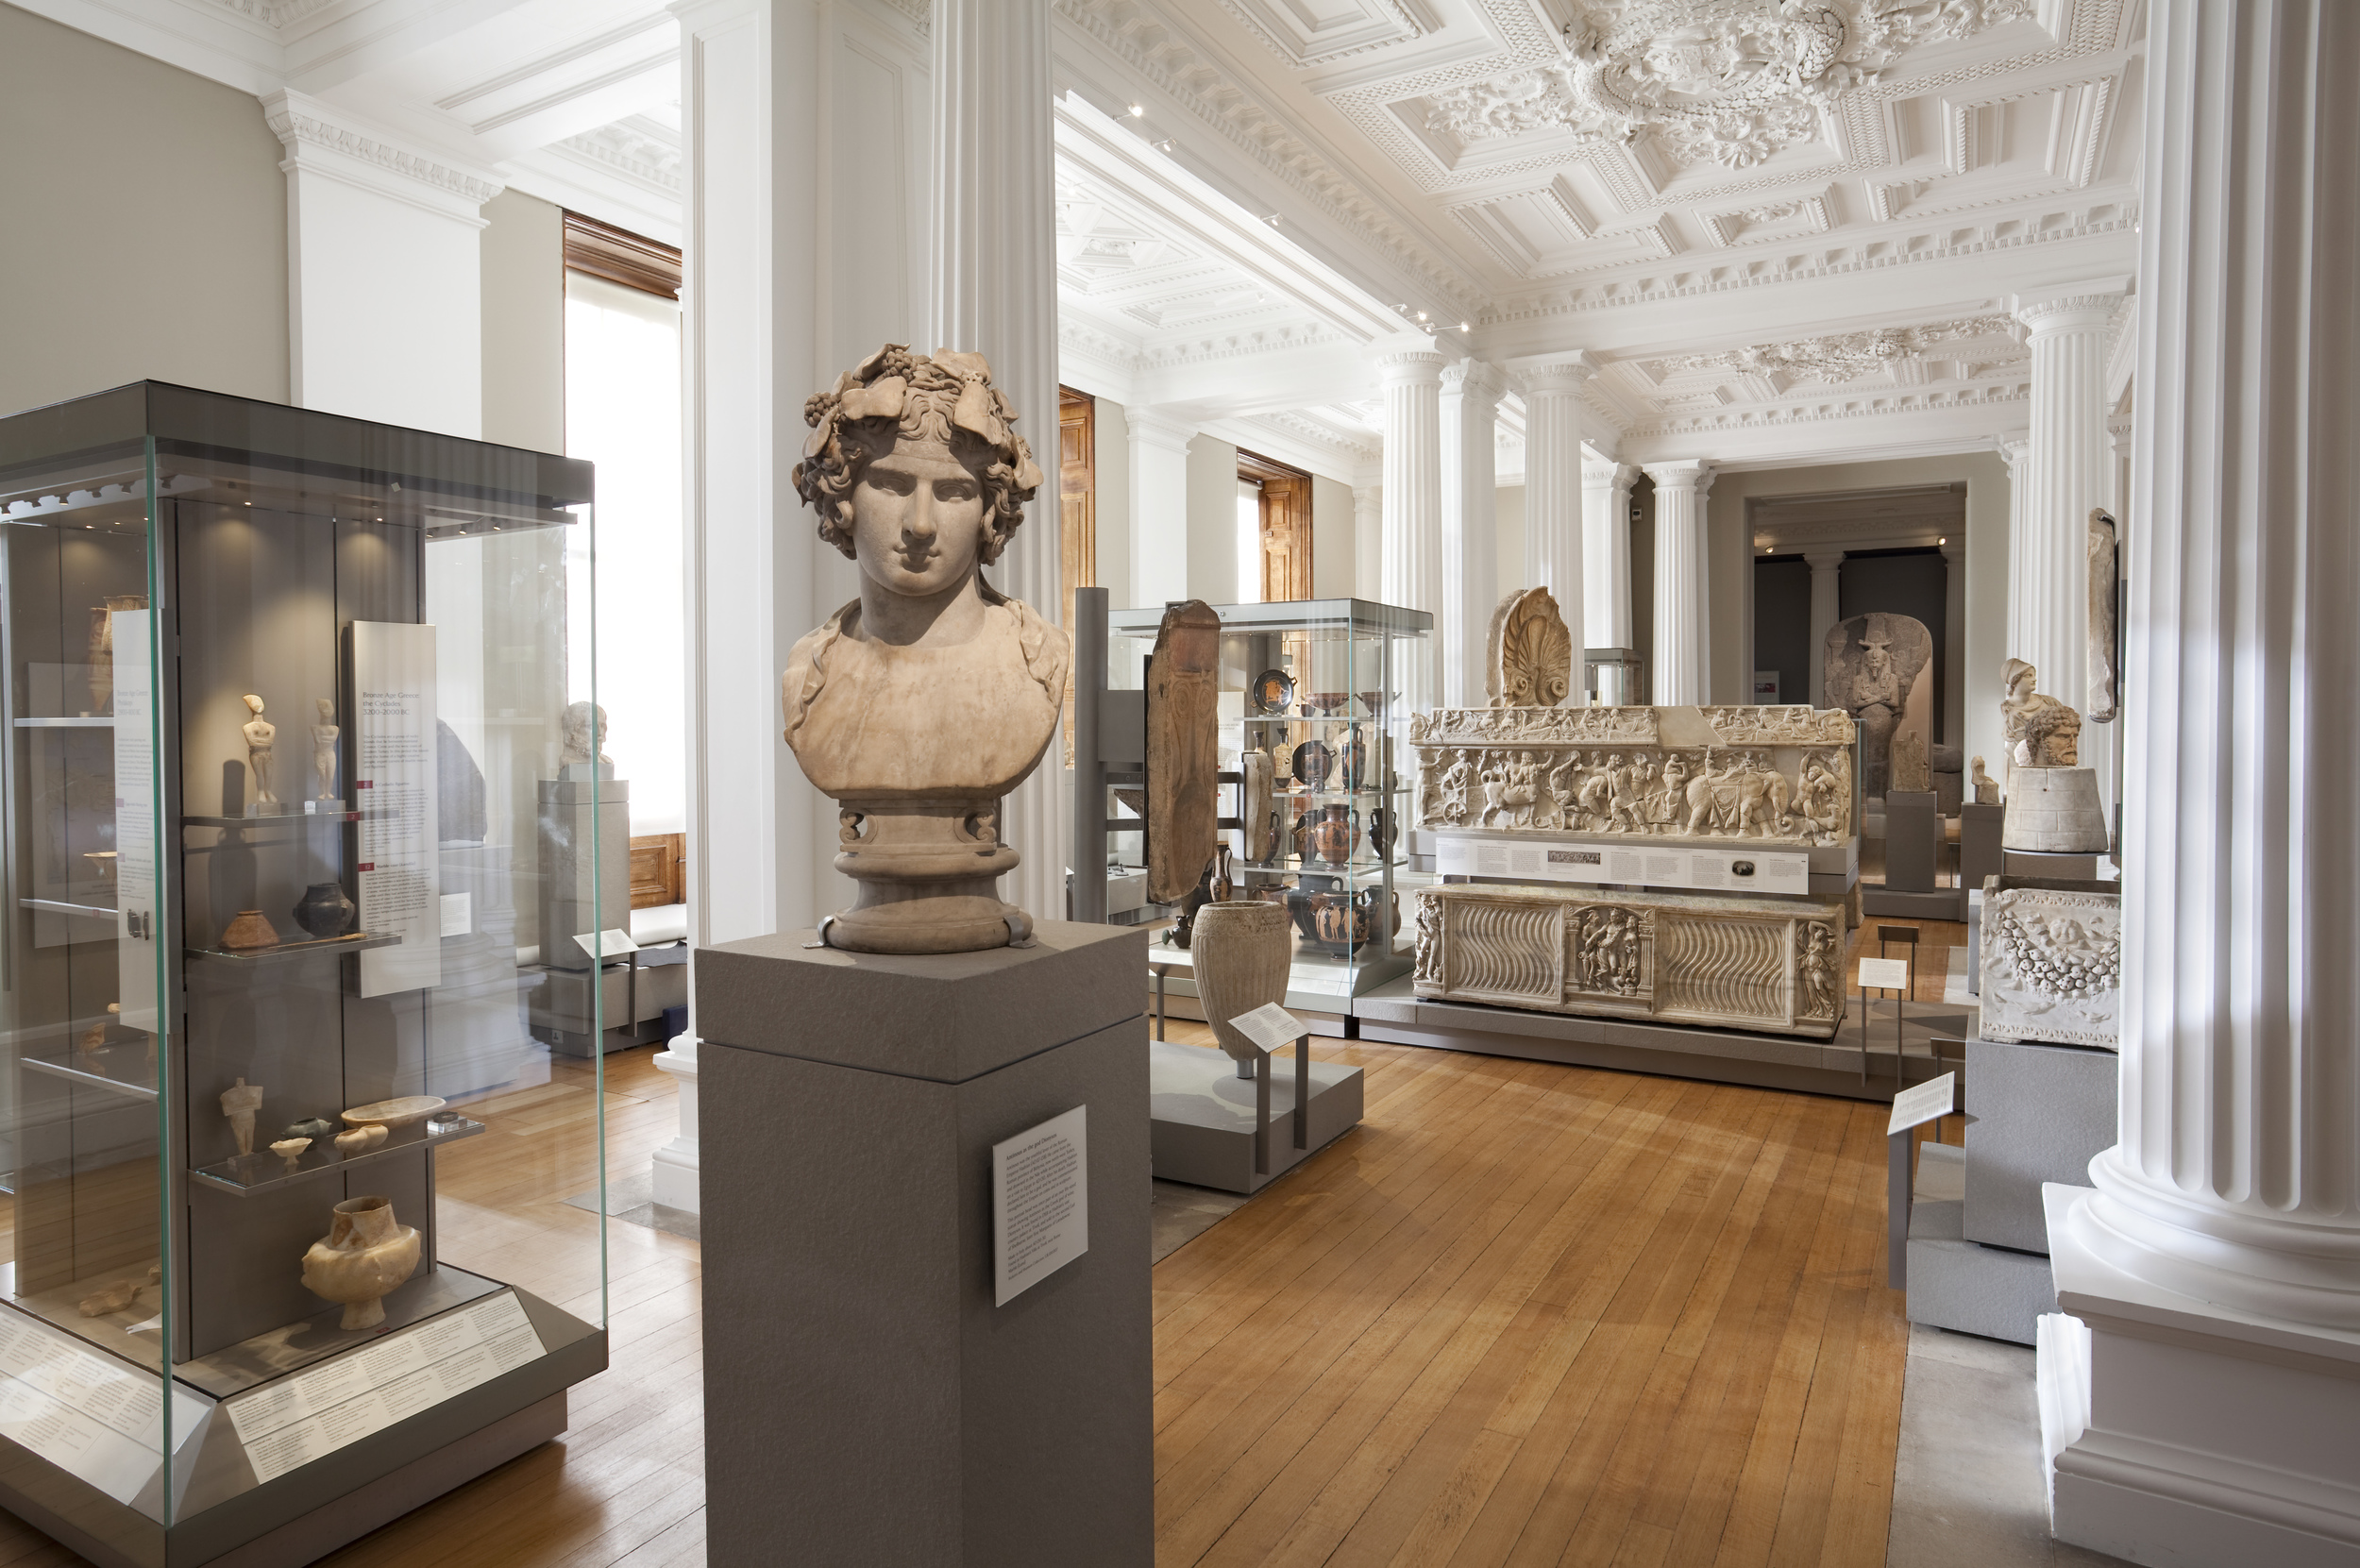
[2001,767,2109,853]
[826,800,1031,953]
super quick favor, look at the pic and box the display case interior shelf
[12,717,114,728]
[189,1117,484,1196]
[20,1047,159,1102]
[21,897,115,919]
[184,931,398,963]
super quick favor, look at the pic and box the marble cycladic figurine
[242,694,278,806]
[781,345,1065,954]
[312,699,340,800]
[221,1077,264,1155]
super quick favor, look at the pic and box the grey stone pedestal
[535,775,629,969]
[695,921,1153,1568]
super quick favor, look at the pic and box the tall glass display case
[0,383,608,1567]
[1103,599,1431,1022]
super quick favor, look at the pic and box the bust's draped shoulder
[782,599,862,740]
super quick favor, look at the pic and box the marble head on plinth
[784,344,1069,954]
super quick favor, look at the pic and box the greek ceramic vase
[293,881,354,939]
[300,1196,422,1329]
[1208,845,1235,903]
[219,909,278,951]
[1312,887,1391,952]
[1189,901,1292,1067]
[1339,726,1369,791]
[1310,804,1360,867]
[1290,739,1333,791]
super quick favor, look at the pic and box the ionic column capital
[1643,459,1716,498]
[2014,282,2129,337]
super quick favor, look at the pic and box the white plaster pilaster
[1351,483,1382,602]
[1518,359,1593,630]
[1804,549,1846,708]
[2043,6,2360,1560]
[1379,348,1444,707]
[929,0,1065,922]
[261,89,501,438]
[2014,282,2123,804]
[1938,538,1964,750]
[1125,410,1198,609]
[1441,359,1506,708]
[1580,459,1637,652]
[1643,461,1714,704]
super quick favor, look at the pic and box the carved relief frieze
[1979,879,2121,1049]
[1652,316,2021,385]
[1413,884,1846,1039]
[1411,705,1856,847]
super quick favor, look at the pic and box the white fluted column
[1440,360,1506,707]
[1581,459,1637,652]
[1644,462,1714,704]
[1352,483,1382,601]
[1379,347,1444,707]
[2043,5,2360,1560]
[1805,549,1846,707]
[1938,538,1963,749]
[1519,359,1593,626]
[2014,284,2121,807]
[1125,410,1197,608]
[929,0,1064,920]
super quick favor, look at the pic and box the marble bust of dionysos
[782,344,1069,953]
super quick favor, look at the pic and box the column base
[2039,1183,2360,1566]
[649,1039,700,1213]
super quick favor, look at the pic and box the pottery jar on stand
[1189,901,1292,1080]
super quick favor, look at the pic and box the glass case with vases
[0,382,610,1568]
[1104,598,1432,1030]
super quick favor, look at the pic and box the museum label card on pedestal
[1229,1003,1306,1054]
[1857,956,1911,992]
[0,1307,210,1508]
[222,1290,545,1484]
[351,622,443,998]
[992,1105,1088,1307]
[1888,1072,1958,1136]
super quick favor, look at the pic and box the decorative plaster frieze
[1697,192,1835,248]
[1216,0,1426,67]
[202,0,339,28]
[1631,379,2030,440]
[1653,314,2020,385]
[262,92,504,209]
[1421,0,2034,170]
[554,122,683,197]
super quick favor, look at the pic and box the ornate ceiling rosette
[1653,313,2020,382]
[1424,0,2035,169]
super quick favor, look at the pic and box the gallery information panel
[223,1291,545,1484]
[110,609,160,1034]
[0,1308,207,1509]
[992,1105,1088,1307]
[351,621,442,998]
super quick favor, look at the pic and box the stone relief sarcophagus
[1411,883,1847,1040]
[1410,703,1857,848]
[1978,876,2121,1049]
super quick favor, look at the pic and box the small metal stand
[1252,1032,1313,1177]
[1886,1070,1962,1289]
[1856,923,1921,1086]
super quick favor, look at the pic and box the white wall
[1186,434,1240,603]
[1708,452,2012,766]
[480,190,565,454]
[1310,474,1355,599]
[1092,396,1133,610]
[0,5,288,415]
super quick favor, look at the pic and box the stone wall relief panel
[1979,878,2120,1049]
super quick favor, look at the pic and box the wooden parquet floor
[0,913,1964,1566]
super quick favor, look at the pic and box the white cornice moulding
[261,89,506,223]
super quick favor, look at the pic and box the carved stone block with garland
[1977,876,2121,1050]
[1411,883,1847,1040]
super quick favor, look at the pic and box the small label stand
[1886,1071,1960,1288]
[1230,1003,1311,1176]
[1857,953,1910,1087]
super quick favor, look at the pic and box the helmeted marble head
[792,344,1046,570]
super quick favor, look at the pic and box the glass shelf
[185,931,397,964]
[21,1044,159,1102]
[189,1116,485,1196]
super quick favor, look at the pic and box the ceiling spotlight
[1938,534,1947,545]
[1458,321,1471,332]
[1415,311,1428,322]
[1152,138,1172,151]
[1264,213,1281,226]
[1128,103,1145,117]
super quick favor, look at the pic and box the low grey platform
[1148,1040,1363,1194]
[1354,977,1935,1104]
[1904,1036,2117,1345]
[696,921,1153,1568]
[1862,886,1964,920]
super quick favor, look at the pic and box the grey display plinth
[1881,790,1940,891]
[534,775,628,970]
[697,922,1152,1568]
[1148,1039,1362,1194]
[2002,847,2099,880]
[1904,1035,2117,1344]
[1958,802,2004,900]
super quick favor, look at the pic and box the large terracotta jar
[1189,901,1292,1071]
[1309,804,1360,866]
[300,1195,421,1329]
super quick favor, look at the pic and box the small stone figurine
[1971,755,2001,804]
[312,699,340,800]
[221,1077,264,1155]
[241,694,278,806]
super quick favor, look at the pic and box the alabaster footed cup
[1189,901,1292,1070]
[300,1195,421,1330]
[826,798,1031,953]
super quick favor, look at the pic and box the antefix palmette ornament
[783,346,1068,953]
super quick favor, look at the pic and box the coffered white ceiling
[28,0,2145,473]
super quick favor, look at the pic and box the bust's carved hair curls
[790,343,1046,562]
